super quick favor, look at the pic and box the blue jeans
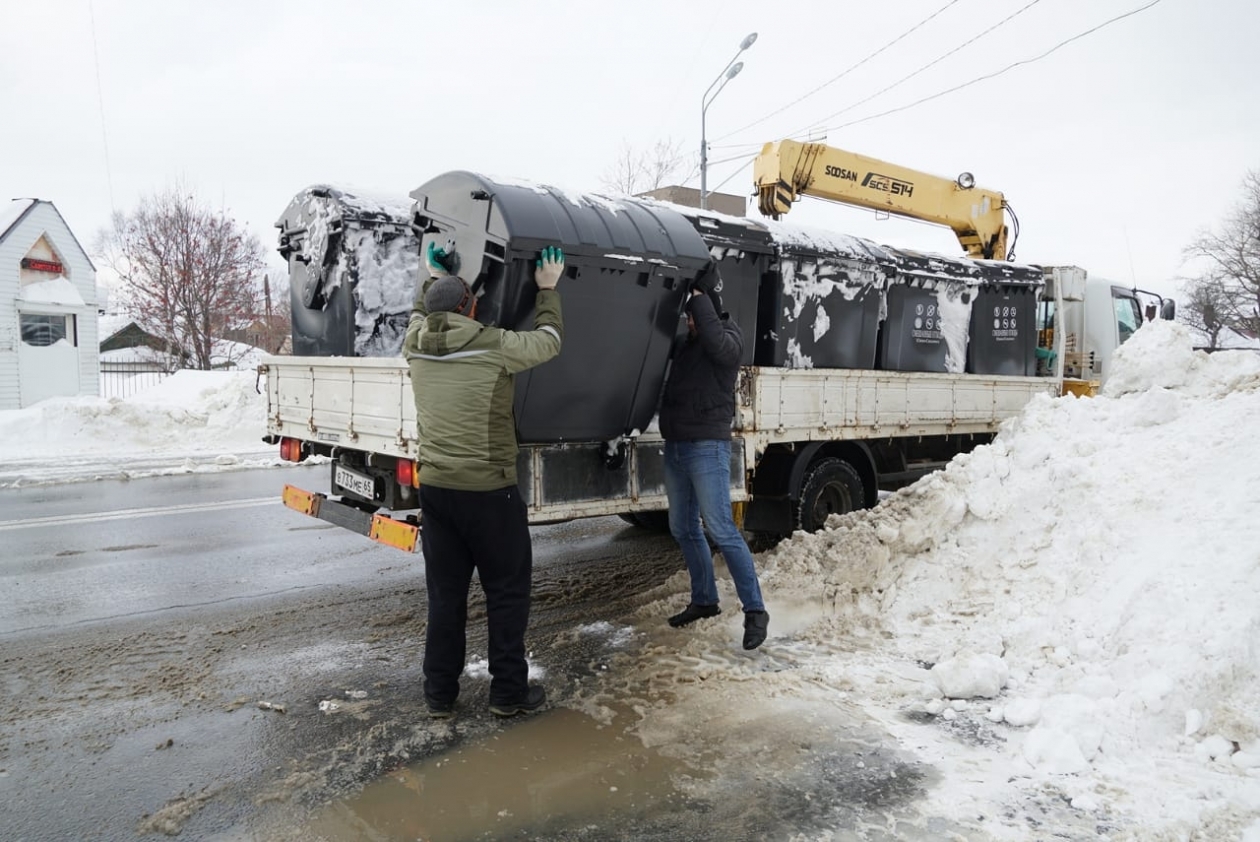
[663,439,765,612]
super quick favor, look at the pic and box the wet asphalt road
[0,466,985,842]
[0,465,688,841]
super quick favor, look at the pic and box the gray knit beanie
[423,276,475,316]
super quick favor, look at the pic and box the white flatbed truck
[262,328,1062,552]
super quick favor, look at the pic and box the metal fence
[99,361,171,399]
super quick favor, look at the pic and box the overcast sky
[3,0,1256,299]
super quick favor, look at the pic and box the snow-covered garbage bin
[877,248,979,374]
[276,185,419,357]
[758,223,892,370]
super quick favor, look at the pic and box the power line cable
[708,159,757,195]
[87,0,116,213]
[815,0,1165,136]
[786,0,1045,139]
[713,0,966,144]
[696,0,1164,197]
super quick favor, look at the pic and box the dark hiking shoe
[743,610,769,651]
[489,684,547,717]
[425,696,455,719]
[668,603,722,628]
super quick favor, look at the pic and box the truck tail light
[279,437,302,462]
[396,458,419,488]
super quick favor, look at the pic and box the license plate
[334,465,376,499]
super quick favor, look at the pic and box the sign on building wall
[21,256,65,274]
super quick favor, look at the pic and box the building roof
[0,198,97,271]
[0,198,36,241]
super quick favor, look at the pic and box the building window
[20,313,75,347]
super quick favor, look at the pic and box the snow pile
[17,275,87,307]
[597,319,1260,839]
[752,319,1260,834]
[0,370,278,486]
[1104,320,1260,397]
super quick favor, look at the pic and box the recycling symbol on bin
[991,305,1018,332]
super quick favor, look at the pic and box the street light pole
[700,32,757,210]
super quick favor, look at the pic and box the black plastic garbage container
[878,248,978,373]
[276,185,419,357]
[671,207,774,366]
[756,222,891,369]
[409,171,713,443]
[966,260,1045,376]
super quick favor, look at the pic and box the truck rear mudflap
[282,485,420,553]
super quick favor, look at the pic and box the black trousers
[419,483,533,705]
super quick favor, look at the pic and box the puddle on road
[305,706,701,841]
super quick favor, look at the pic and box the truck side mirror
[1161,299,1176,321]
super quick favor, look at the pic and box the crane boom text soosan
[262,143,1170,553]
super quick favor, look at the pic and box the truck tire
[794,457,865,533]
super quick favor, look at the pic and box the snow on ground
[3,321,1258,838]
[0,369,283,487]
[571,320,1260,840]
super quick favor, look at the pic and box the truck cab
[1040,270,1173,384]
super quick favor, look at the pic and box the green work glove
[535,245,565,290]
[426,240,456,277]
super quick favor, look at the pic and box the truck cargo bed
[262,356,1056,459]
[737,366,1055,447]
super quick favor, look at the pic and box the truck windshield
[1114,291,1142,344]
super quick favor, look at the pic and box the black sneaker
[489,684,547,717]
[668,603,721,628]
[425,696,455,719]
[742,610,769,651]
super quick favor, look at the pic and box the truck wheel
[794,457,865,533]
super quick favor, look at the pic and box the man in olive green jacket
[402,244,564,718]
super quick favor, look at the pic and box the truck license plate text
[335,465,376,499]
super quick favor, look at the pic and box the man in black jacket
[659,286,769,651]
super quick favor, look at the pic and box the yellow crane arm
[753,139,1009,260]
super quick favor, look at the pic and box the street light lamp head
[726,61,744,81]
[740,32,758,50]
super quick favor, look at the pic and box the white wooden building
[0,199,100,409]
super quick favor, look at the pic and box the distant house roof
[0,198,97,271]
[100,320,169,353]
[97,311,141,340]
[1219,327,1260,350]
[1191,325,1260,351]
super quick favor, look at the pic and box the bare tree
[1183,170,1260,339]
[602,143,644,195]
[1179,273,1234,349]
[258,271,293,354]
[97,185,267,370]
[600,138,696,195]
